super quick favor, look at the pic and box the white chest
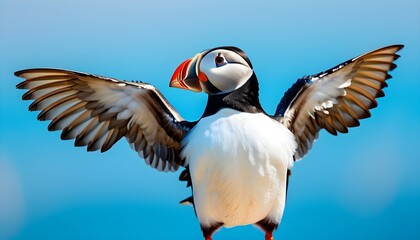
[181,109,296,227]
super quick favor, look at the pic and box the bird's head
[170,46,254,95]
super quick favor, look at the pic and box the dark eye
[215,56,224,64]
[215,54,227,67]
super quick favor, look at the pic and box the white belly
[181,108,296,228]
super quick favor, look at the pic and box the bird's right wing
[275,45,403,160]
[16,68,193,172]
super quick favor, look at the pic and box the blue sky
[0,0,419,239]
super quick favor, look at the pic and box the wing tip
[390,63,398,71]
[14,69,27,77]
[383,44,404,52]
[395,44,404,50]
[14,68,53,78]
[16,81,26,89]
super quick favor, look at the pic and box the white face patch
[199,49,253,94]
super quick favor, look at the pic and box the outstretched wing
[16,68,192,172]
[275,45,403,160]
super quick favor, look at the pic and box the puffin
[15,44,403,240]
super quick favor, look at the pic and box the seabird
[15,44,403,239]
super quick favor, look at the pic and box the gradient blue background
[0,0,419,239]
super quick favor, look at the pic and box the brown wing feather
[16,68,190,172]
[280,45,403,160]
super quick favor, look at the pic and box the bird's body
[183,108,296,228]
[15,44,403,239]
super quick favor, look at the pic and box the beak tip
[169,80,180,88]
[169,54,203,92]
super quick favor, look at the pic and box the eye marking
[215,56,224,64]
[215,53,227,67]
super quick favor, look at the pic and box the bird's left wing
[16,68,192,172]
[274,45,403,160]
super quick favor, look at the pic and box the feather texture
[278,45,403,160]
[182,109,296,227]
[16,68,191,172]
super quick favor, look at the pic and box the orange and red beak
[170,54,207,92]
